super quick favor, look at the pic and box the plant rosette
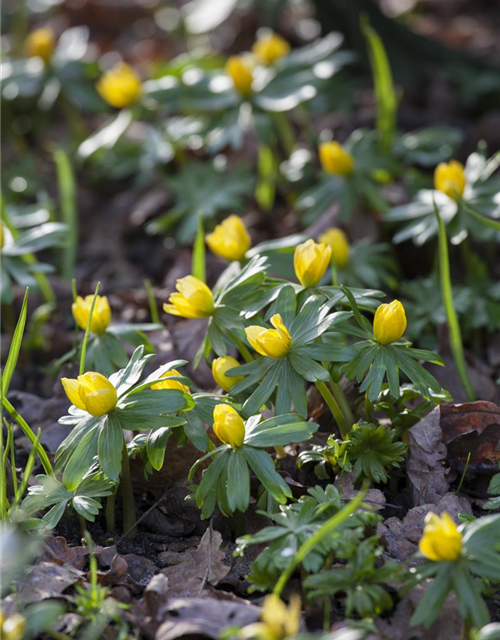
[226,285,354,417]
[56,346,193,489]
[337,287,444,401]
[409,513,500,629]
[385,148,500,246]
[189,408,319,518]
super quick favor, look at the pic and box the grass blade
[192,213,206,282]
[53,147,78,280]
[2,288,29,396]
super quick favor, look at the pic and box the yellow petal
[226,56,253,95]
[84,388,118,417]
[319,142,355,176]
[61,378,87,411]
[373,300,407,345]
[318,228,350,269]
[97,63,141,109]
[213,404,245,449]
[212,356,243,392]
[151,369,190,393]
[206,215,251,261]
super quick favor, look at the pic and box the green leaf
[410,564,451,628]
[146,427,171,471]
[226,449,250,513]
[2,287,28,396]
[244,414,318,448]
[62,423,101,490]
[241,447,291,504]
[288,352,330,382]
[97,413,123,481]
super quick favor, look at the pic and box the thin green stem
[106,493,116,533]
[120,441,136,537]
[433,201,475,401]
[273,479,369,597]
[315,380,349,438]
[227,329,253,364]
[1,397,53,476]
[272,112,295,157]
[53,147,78,280]
[329,378,354,429]
[144,279,160,324]
[79,282,100,375]
[330,261,338,287]
[0,421,8,518]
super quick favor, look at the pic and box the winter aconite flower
[61,372,117,417]
[319,141,355,176]
[213,404,245,449]
[373,300,407,345]
[419,512,462,561]
[72,295,111,334]
[97,63,141,109]
[318,228,350,269]
[212,356,244,392]
[206,215,251,261]
[434,160,466,201]
[245,314,293,358]
[152,369,190,393]
[294,239,331,287]
[163,276,215,319]
[25,27,56,62]
[0,611,26,640]
[226,56,254,95]
[252,32,290,65]
[239,594,301,640]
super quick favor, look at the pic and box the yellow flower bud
[294,239,332,288]
[226,56,253,95]
[72,295,111,334]
[206,215,251,261]
[373,300,407,345]
[419,512,462,561]
[212,404,245,449]
[318,228,349,269]
[212,356,243,392]
[434,160,466,201]
[319,141,355,176]
[163,275,215,319]
[61,372,117,416]
[239,594,301,640]
[151,369,190,393]
[252,32,290,65]
[0,612,26,640]
[245,314,292,359]
[97,63,141,109]
[25,27,56,63]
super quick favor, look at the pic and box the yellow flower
[319,141,355,176]
[72,295,111,334]
[25,27,56,63]
[206,215,251,261]
[213,404,245,449]
[61,372,117,416]
[239,594,301,640]
[294,239,332,287]
[151,369,190,393]
[226,56,253,95]
[373,300,407,345]
[97,63,141,109]
[419,512,462,561]
[0,612,26,640]
[434,160,466,201]
[245,314,292,358]
[212,356,244,392]
[252,32,290,65]
[163,276,215,319]
[318,228,350,269]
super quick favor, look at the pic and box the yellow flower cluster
[61,372,117,416]
[97,63,142,108]
[245,314,292,358]
[319,141,355,176]
[163,276,214,318]
[72,295,111,334]
[419,512,462,561]
[206,215,251,261]
[213,404,245,449]
[373,300,407,345]
[434,160,466,201]
[26,27,56,62]
[212,356,243,392]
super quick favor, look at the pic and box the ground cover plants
[1,1,500,639]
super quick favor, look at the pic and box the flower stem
[329,378,354,429]
[106,493,116,533]
[121,441,136,537]
[227,329,253,363]
[330,261,338,287]
[272,112,295,157]
[433,201,475,401]
[315,380,349,438]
